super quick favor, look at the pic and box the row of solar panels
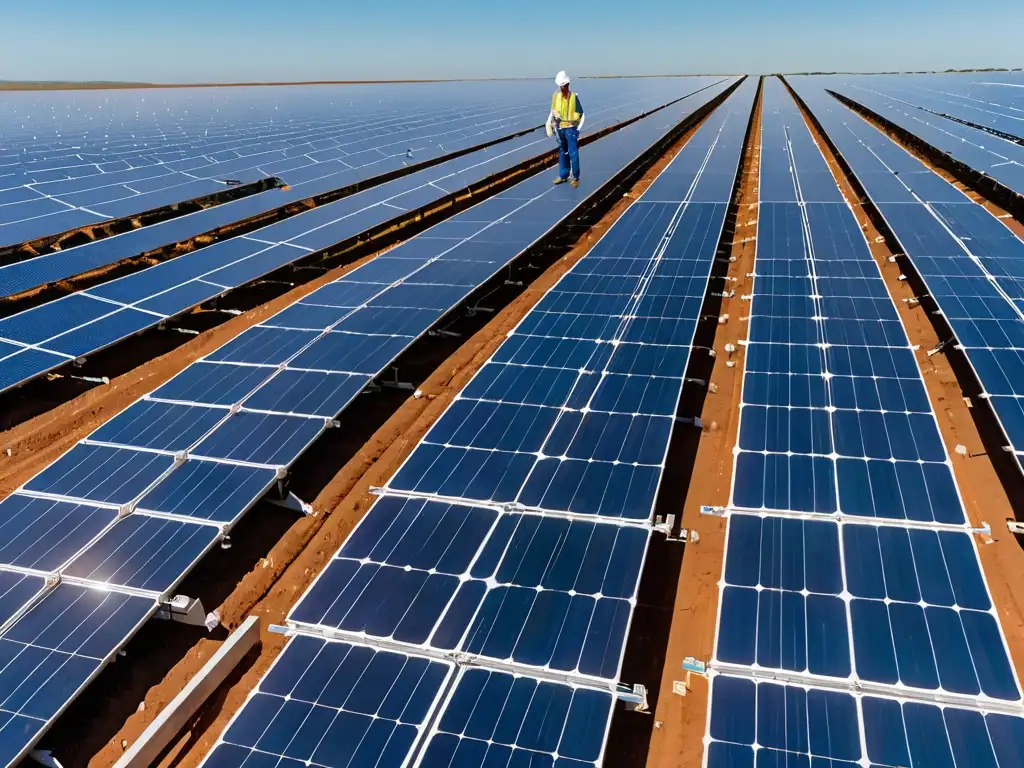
[789,78,1024,476]
[0,80,714,297]
[0,80,731,396]
[822,71,1024,140]
[0,78,714,252]
[817,76,1024,198]
[0,79,745,766]
[0,97,537,248]
[198,76,759,768]
[705,77,1024,767]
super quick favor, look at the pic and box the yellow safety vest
[551,91,581,123]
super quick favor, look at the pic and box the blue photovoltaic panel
[62,515,220,593]
[202,635,453,768]
[87,399,227,453]
[241,369,366,417]
[0,494,117,572]
[190,411,327,468]
[23,444,174,505]
[788,78,1024,474]
[0,81,562,254]
[135,460,277,525]
[810,75,1024,199]
[150,362,274,406]
[418,667,614,768]
[715,514,1019,701]
[819,72,1024,141]
[731,80,964,524]
[0,585,155,766]
[289,495,648,682]
[0,570,47,630]
[706,675,1024,768]
[2,79,746,762]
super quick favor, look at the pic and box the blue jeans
[557,127,580,180]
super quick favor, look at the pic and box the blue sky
[2,0,1021,82]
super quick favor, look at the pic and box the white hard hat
[555,71,571,87]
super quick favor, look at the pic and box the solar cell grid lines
[0,80,579,249]
[787,79,1024,474]
[733,78,965,524]
[715,513,1019,702]
[825,72,1024,142]
[203,635,455,768]
[382,79,757,520]
[288,496,649,683]
[705,675,1024,768]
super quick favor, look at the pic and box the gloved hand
[545,123,554,138]
[577,113,585,132]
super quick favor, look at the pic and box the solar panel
[381,87,756,519]
[289,495,648,682]
[823,73,1024,142]
[194,78,758,767]
[715,513,1018,701]
[0,570,47,632]
[62,514,221,593]
[788,79,1024,473]
[203,635,454,768]
[418,667,615,767]
[0,84,548,249]
[203,630,616,768]
[0,584,155,766]
[0,495,116,572]
[707,674,1024,768]
[804,75,1024,196]
[731,80,964,523]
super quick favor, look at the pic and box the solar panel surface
[788,78,1024,472]
[805,75,1024,197]
[706,674,1024,768]
[0,584,155,765]
[704,77,1024,768]
[809,71,1024,141]
[203,635,454,768]
[383,81,756,520]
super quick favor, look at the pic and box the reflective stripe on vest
[551,91,581,123]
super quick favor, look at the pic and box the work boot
[553,177,568,185]
[570,178,580,188]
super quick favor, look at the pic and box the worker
[546,71,585,188]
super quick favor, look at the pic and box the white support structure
[113,615,261,768]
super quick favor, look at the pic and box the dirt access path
[644,77,763,768]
